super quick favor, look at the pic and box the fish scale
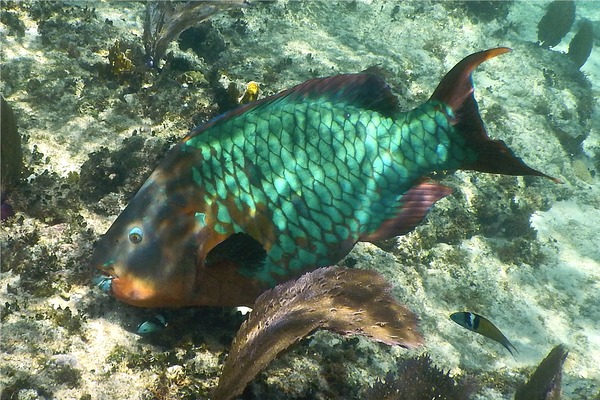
[92,48,557,307]
[184,100,460,283]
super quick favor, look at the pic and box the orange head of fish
[91,168,207,307]
[91,158,267,308]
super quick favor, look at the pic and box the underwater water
[1,1,599,399]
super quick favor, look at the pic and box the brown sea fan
[213,266,423,400]
[143,1,247,67]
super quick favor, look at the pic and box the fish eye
[128,227,143,244]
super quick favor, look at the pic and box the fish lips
[92,272,115,295]
[92,258,118,295]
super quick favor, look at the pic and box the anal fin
[360,181,453,242]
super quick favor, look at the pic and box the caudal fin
[431,48,560,183]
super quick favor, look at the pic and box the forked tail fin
[431,48,560,183]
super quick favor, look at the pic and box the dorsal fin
[184,74,399,141]
[279,74,399,115]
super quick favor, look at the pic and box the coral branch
[515,344,568,400]
[143,1,247,67]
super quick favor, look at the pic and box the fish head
[91,172,204,308]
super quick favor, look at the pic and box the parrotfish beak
[92,273,114,295]
[92,257,118,296]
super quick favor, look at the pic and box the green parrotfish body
[92,48,557,308]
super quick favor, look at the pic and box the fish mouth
[92,257,118,295]
[92,272,115,295]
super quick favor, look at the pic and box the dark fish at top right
[537,0,576,48]
[92,48,560,309]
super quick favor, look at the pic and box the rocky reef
[1,1,598,399]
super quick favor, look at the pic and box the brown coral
[213,266,422,400]
[143,1,246,67]
[515,344,568,400]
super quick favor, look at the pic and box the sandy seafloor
[1,1,599,399]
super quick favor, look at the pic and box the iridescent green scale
[183,90,468,285]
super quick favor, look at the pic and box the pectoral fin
[205,232,267,277]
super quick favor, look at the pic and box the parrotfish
[450,311,517,355]
[92,48,557,308]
